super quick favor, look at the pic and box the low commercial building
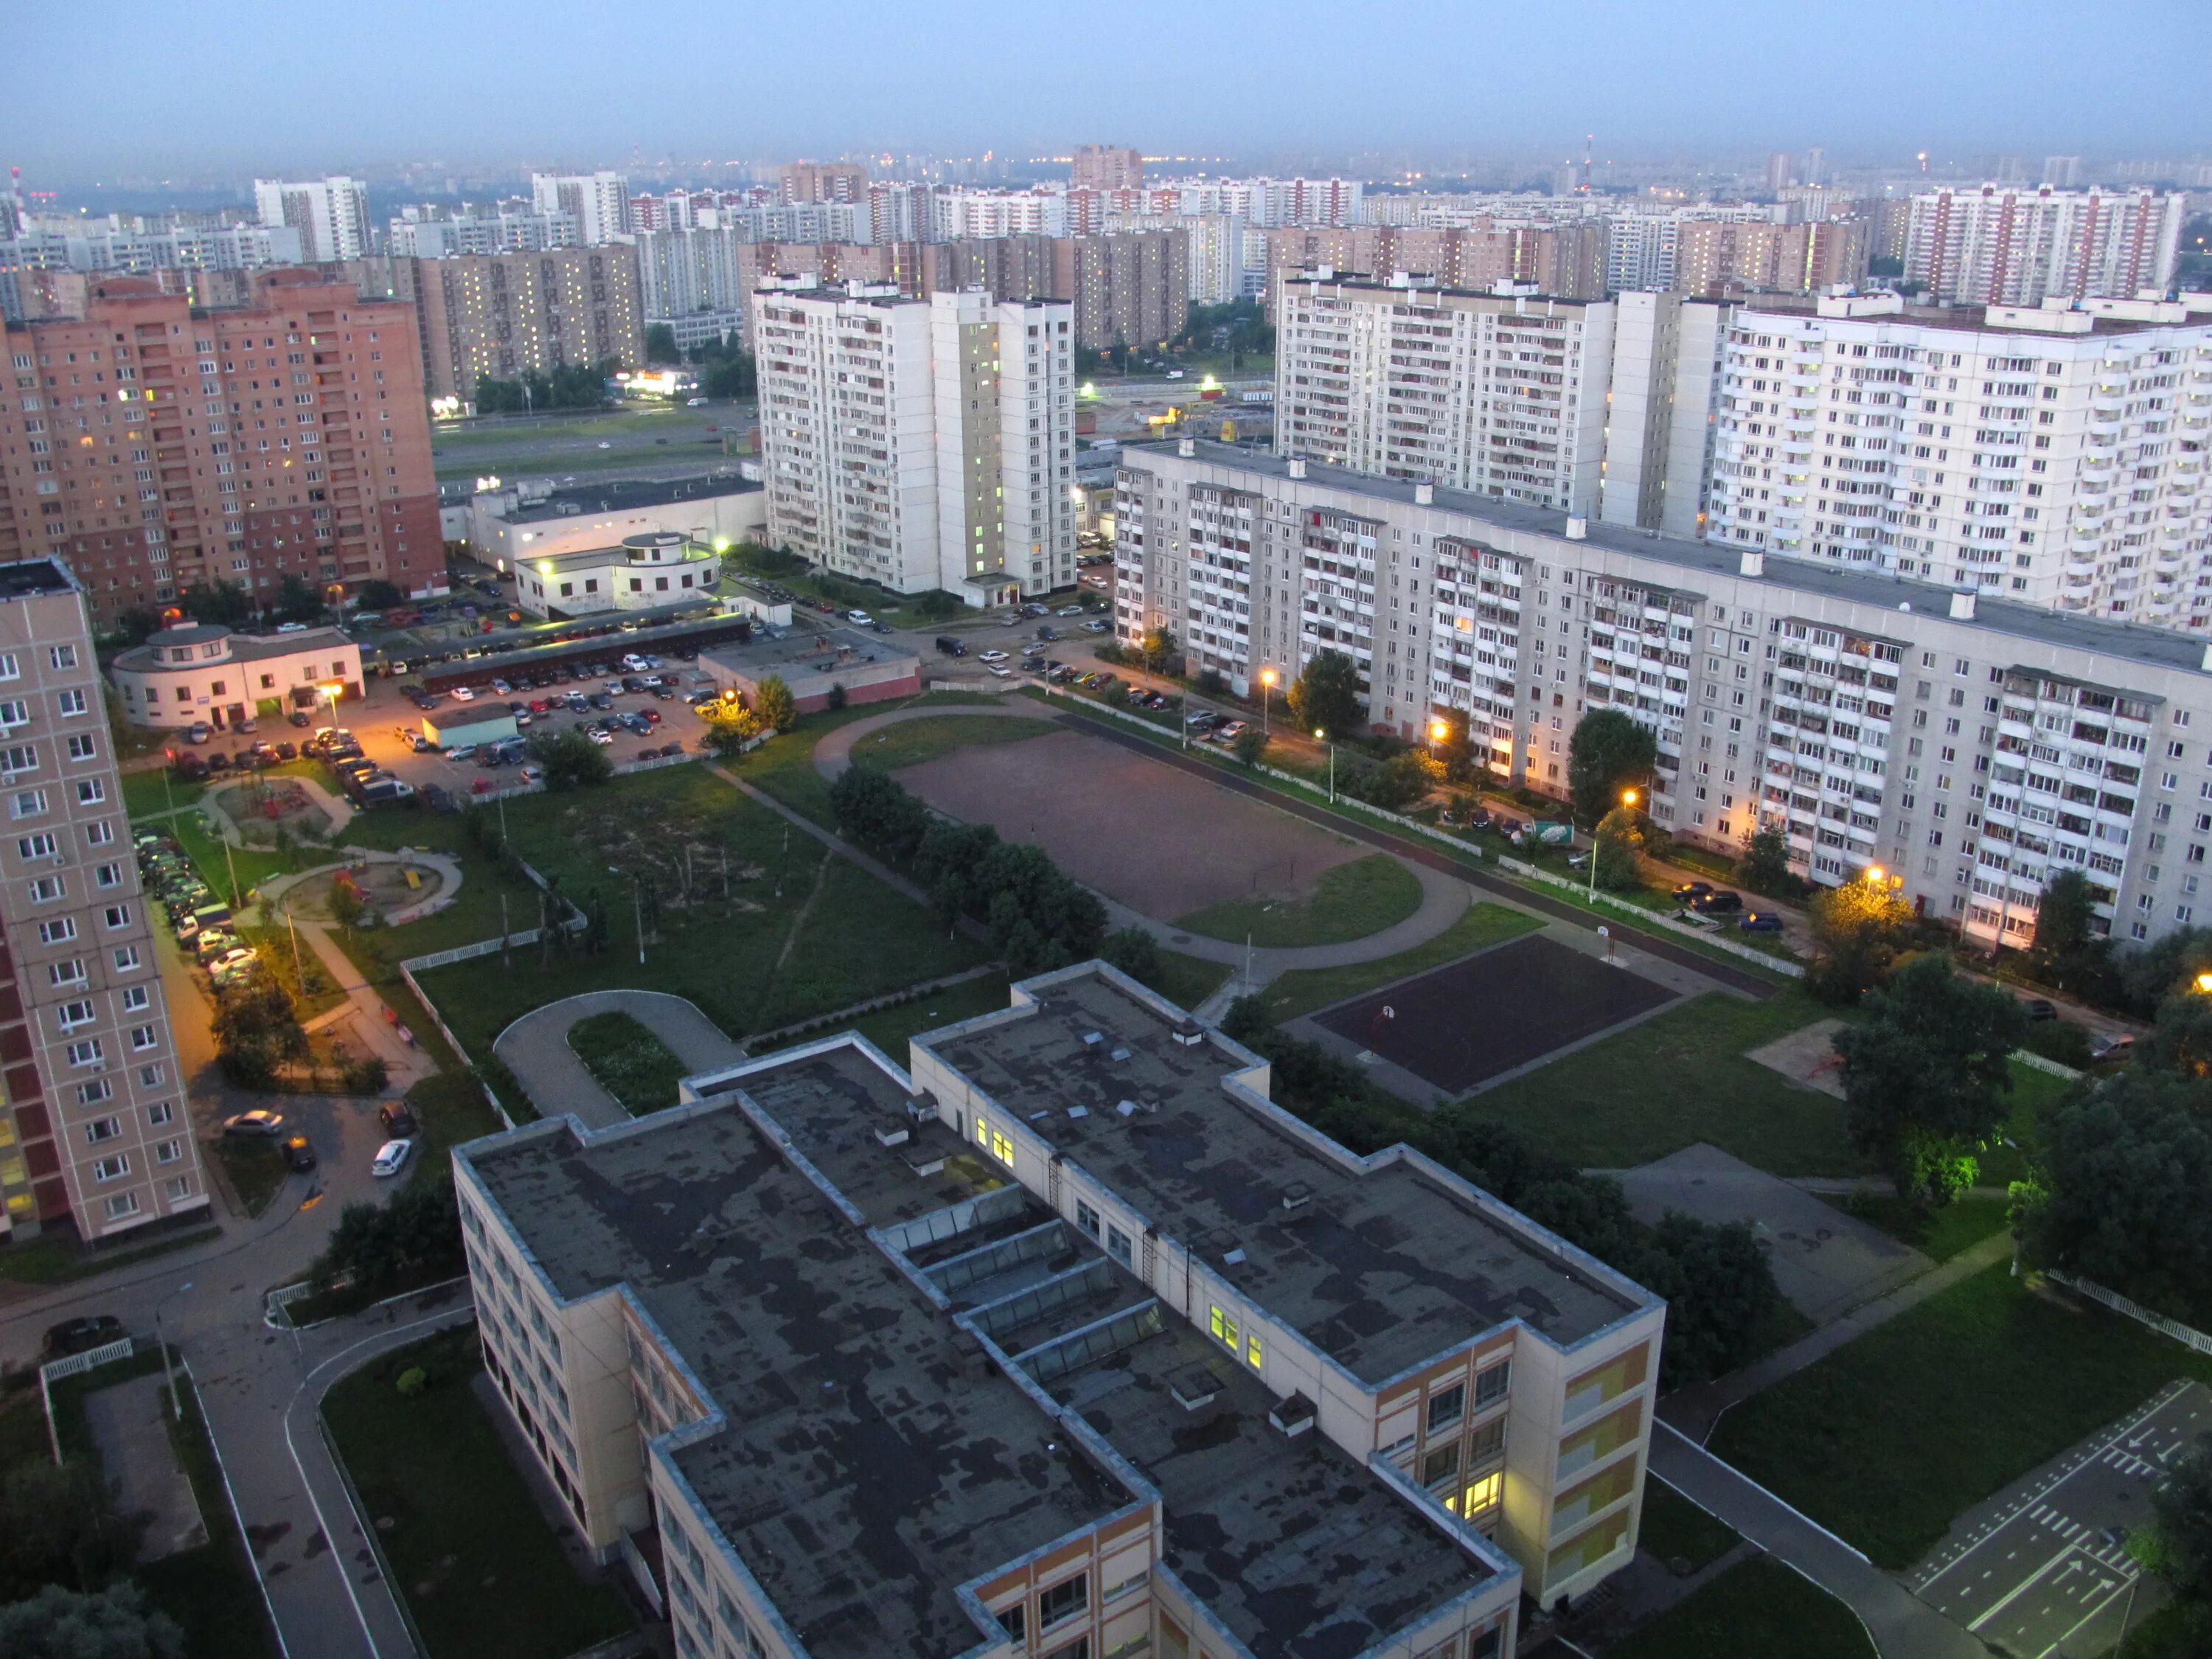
[422,710,518,750]
[462,476,766,574]
[697,627,919,714]
[513,533,723,619]
[108,622,361,731]
[454,961,1663,1658]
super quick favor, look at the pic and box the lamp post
[1259,667,1277,737]
[1590,787,1637,903]
[1315,729,1335,804]
[1428,717,1450,759]
[154,1281,194,1421]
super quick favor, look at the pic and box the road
[428,399,755,486]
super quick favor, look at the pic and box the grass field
[414,767,984,1065]
[0,1225,218,1287]
[1607,1557,1872,1659]
[1464,990,1859,1175]
[1832,1193,2013,1262]
[1142,948,1234,1011]
[1638,1478,1741,1574]
[566,1011,688,1115]
[212,1137,290,1218]
[1259,902,1545,1023]
[849,712,1059,773]
[1179,852,1424,947]
[322,1327,634,1659]
[849,973,1015,1058]
[1712,1263,2212,1569]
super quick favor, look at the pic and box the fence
[2014,1050,2084,1081]
[2049,1269,2212,1357]
[39,1335,137,1463]
[928,677,1024,695]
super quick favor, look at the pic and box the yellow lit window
[975,1116,990,1148]
[1245,1335,1263,1371]
[990,1130,1014,1166]
[1458,1472,1503,1517]
[1208,1305,1238,1350]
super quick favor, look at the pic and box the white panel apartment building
[529,173,632,246]
[1704,291,2212,631]
[251,176,372,262]
[1904,185,2183,306]
[754,282,1077,602]
[1273,272,1617,519]
[1119,438,2212,947]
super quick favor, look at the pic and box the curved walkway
[493,988,746,1129]
[813,702,1470,976]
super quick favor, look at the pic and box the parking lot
[1911,1379,2211,1658]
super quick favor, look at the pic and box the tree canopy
[1593,801,1647,891]
[1286,648,1364,737]
[2146,1433,2212,1601]
[1566,710,1656,828]
[1833,955,2028,1202]
[526,728,612,790]
[753,675,796,733]
[0,1584,183,1659]
[1805,876,1916,1004]
[1735,822,1798,895]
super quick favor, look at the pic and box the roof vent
[1172,1020,1204,1048]
[1565,515,1589,541]
[873,1124,911,1147]
[1413,480,1435,506]
[1287,458,1307,480]
[1223,1246,1247,1267]
[1178,437,1196,458]
[1739,549,1764,579]
[1268,1393,1318,1438]
[1950,588,1978,621]
[1281,1180,1315,1212]
[1066,1105,1089,1119]
[1109,1047,1131,1064]
[905,1092,936,1121]
[1169,1366,1225,1412]
[1082,1031,1104,1048]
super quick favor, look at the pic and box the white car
[987,663,1012,678]
[686,397,710,407]
[449,685,476,702]
[621,654,648,672]
[587,728,614,746]
[846,609,874,626]
[977,649,1010,664]
[596,441,613,449]
[372,1138,414,1178]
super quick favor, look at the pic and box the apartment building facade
[0,272,445,625]
[454,960,1663,1659]
[754,282,1076,602]
[528,172,630,245]
[1905,185,2184,306]
[1671,218,1868,299]
[1116,438,2212,945]
[1071,145,1145,193]
[0,563,206,1242]
[252,176,372,262]
[403,246,646,397]
[1703,291,2212,631]
[1273,271,1617,517]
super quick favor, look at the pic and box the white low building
[462,476,767,573]
[108,622,362,731]
[515,532,723,619]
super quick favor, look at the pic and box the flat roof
[1133,440,2212,684]
[0,560,77,602]
[110,625,355,674]
[504,474,761,526]
[1737,293,2205,339]
[922,973,1643,1380]
[464,1100,1130,1659]
[701,626,918,679]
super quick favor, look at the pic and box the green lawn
[1179,852,1423,948]
[1713,1262,2212,1570]
[212,1137,290,1219]
[1607,1557,1871,1659]
[1638,1478,1740,1574]
[1464,991,1859,1176]
[123,767,204,819]
[1141,948,1234,1012]
[849,973,1015,1059]
[566,1011,688,1115]
[845,712,1058,773]
[1829,1193,2012,1262]
[413,768,985,1067]
[0,1225,218,1287]
[1260,902,1545,1023]
[321,1327,634,1659]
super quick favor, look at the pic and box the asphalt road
[1912,1380,2209,1658]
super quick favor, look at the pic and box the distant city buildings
[753,283,1075,600]
[1070,143,1144,192]
[390,245,646,397]
[1905,184,2184,306]
[252,175,372,262]
[529,171,631,244]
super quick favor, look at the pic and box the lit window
[1245,1335,1263,1371]
[1208,1304,1238,1351]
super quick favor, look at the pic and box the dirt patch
[215,778,335,843]
[1745,1017,1848,1099]
[894,726,1365,919]
[283,860,446,921]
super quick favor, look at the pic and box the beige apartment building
[0,562,205,1242]
[401,246,645,398]
[453,961,1663,1659]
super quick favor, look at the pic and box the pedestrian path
[493,989,746,1129]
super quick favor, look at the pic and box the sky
[10,0,2210,184]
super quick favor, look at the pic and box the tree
[313,1179,463,1298]
[0,1461,142,1604]
[1099,925,1163,986]
[1805,877,1916,1004]
[352,579,403,611]
[211,968,307,1090]
[698,699,763,757]
[1140,626,1180,676]
[830,765,932,862]
[1566,709,1656,830]
[1286,648,1363,737]
[327,871,366,931]
[1833,955,2029,1202]
[268,574,324,625]
[178,580,253,627]
[1640,1213,1780,1388]
[1736,821,1795,894]
[1592,801,1646,891]
[1231,726,1268,767]
[2142,990,2212,1080]
[2034,869,2096,963]
[2146,1434,2212,1601]
[0,1584,184,1659]
[526,728,612,790]
[754,675,797,732]
[644,322,680,364]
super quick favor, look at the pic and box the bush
[754,675,797,732]
[2021,1020,2095,1068]
[1099,925,1163,984]
[1231,727,1267,766]
[394,1366,428,1397]
[526,728,612,791]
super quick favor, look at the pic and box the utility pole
[500,892,510,967]
[286,911,305,991]
[633,877,646,966]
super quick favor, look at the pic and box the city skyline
[10,0,2212,181]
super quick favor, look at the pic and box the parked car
[1738,912,1786,933]
[282,1135,317,1172]
[378,1101,420,1138]
[1213,720,1249,742]
[41,1314,124,1360]
[1671,882,1714,903]
[1689,889,1745,915]
[2020,998,2059,1022]
[449,685,476,702]
[1057,604,1085,616]
[288,710,313,728]
[371,1139,415,1178]
[223,1109,285,1138]
[936,636,967,657]
[978,650,1009,664]
[1183,710,1217,731]
[186,722,211,744]
[846,609,874,626]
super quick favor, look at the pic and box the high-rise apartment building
[1116,438,2212,945]
[386,212,578,257]
[253,176,372,262]
[1104,213,1248,305]
[0,561,206,1242]
[454,961,1665,1659]
[1273,271,1618,516]
[1600,292,1732,539]
[1764,152,1793,195]
[1703,291,2212,630]
[0,272,445,624]
[779,161,868,206]
[1905,185,2183,305]
[1070,143,1145,193]
[753,283,1077,601]
[1672,218,1868,298]
[528,172,631,245]
[401,246,645,397]
[1057,232,1189,350]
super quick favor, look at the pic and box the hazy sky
[10,0,2209,183]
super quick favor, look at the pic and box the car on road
[1688,889,1745,915]
[846,610,874,626]
[978,649,1009,664]
[1082,619,1110,633]
[1057,604,1085,616]
[282,1135,317,1172]
[449,685,476,701]
[1213,720,1249,742]
[596,441,613,449]
[379,1102,420,1138]
[686,396,710,407]
[1738,912,1785,933]
[41,1315,125,1360]
[987,663,1012,678]
[1183,710,1216,731]
[223,1109,285,1138]
[1671,882,1714,903]
[372,1139,415,1178]
[520,762,545,783]
[2020,998,2059,1022]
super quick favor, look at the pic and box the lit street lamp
[1590,787,1637,903]
[1259,667,1277,736]
[1314,729,1337,804]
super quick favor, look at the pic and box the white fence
[2049,1270,2212,1357]
[39,1335,137,1463]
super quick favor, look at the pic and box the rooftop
[504,473,761,526]
[1736,292,2208,339]
[110,624,356,674]
[0,560,78,603]
[1134,440,2212,685]
[464,1100,1130,1659]
[922,972,1643,1382]
[700,626,919,680]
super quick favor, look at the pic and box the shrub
[395,1366,428,1397]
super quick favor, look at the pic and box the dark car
[1671,881,1714,903]
[41,1314,125,1360]
[422,784,457,814]
[1690,889,1745,915]
[2020,998,2059,1022]
[1738,911,1786,933]
[288,709,313,727]
[378,1101,420,1138]
[282,1134,317,1172]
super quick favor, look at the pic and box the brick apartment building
[0,271,445,628]
[397,246,646,399]
[0,561,206,1243]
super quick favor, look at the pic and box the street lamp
[2194,971,2212,995]
[1590,787,1638,903]
[154,1281,193,1421]
[1259,667,1277,736]
[1428,717,1450,757]
[1315,729,1335,804]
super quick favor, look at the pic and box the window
[155,1140,182,1164]
[1475,1361,1511,1408]
[10,790,46,818]
[76,1079,110,1105]
[138,1063,164,1088]
[121,986,149,1012]
[55,1000,94,1032]
[1208,1304,1239,1350]
[1245,1334,1263,1371]
[1038,1574,1088,1630]
[146,1102,173,1127]
[74,779,105,806]
[1106,1224,1132,1267]
[1423,1443,1461,1488]
[102,905,130,929]
[85,819,114,846]
[66,734,97,762]
[1075,1198,1101,1239]
[91,1154,128,1182]
[972,1115,1014,1166]
[94,862,120,888]
[54,689,87,717]
[1455,1471,1503,1518]
[39,917,75,945]
[997,1606,1026,1644]
[83,1118,119,1144]
[1427,1383,1466,1432]
[17,832,57,859]
[47,645,76,669]
[131,1026,157,1051]
[104,1193,139,1220]
[28,876,61,903]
